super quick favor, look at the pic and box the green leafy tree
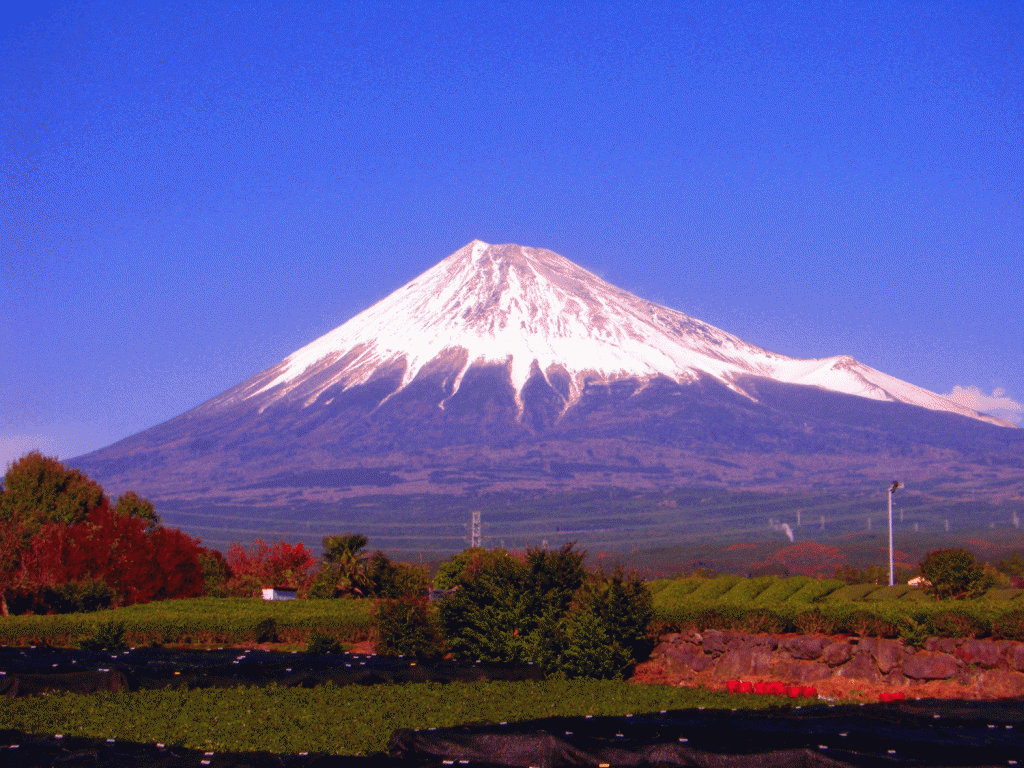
[997,552,1024,588]
[435,545,654,678]
[375,596,444,659]
[437,551,534,664]
[920,548,994,600]
[0,451,105,531]
[434,547,515,589]
[364,550,429,598]
[589,567,655,662]
[112,491,160,530]
[198,549,232,597]
[0,518,29,616]
[553,605,633,679]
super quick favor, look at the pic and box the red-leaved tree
[224,539,315,597]
[1,452,206,613]
[14,503,205,608]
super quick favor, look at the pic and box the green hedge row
[650,576,1024,610]
[654,601,1024,642]
[0,598,373,647]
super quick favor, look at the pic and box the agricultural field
[0,679,796,755]
[649,575,1024,641]
[0,598,372,647]
[649,574,1024,609]
[5,576,1024,648]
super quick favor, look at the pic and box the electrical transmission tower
[470,510,482,548]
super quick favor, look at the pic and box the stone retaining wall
[650,630,1024,694]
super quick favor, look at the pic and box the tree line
[0,452,428,616]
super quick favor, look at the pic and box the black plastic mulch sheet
[389,700,1024,767]
[2,648,1024,767]
[2,701,1024,768]
[0,647,542,695]
[0,731,401,768]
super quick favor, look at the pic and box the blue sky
[2,0,1022,471]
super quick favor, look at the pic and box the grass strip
[0,680,799,756]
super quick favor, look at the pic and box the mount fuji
[228,240,1008,428]
[71,242,1023,552]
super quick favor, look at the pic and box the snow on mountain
[236,241,1013,428]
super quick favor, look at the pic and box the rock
[715,648,774,678]
[770,659,832,684]
[1006,644,1024,672]
[780,636,828,661]
[649,643,671,660]
[662,643,710,673]
[837,651,882,682]
[956,640,1002,670]
[821,641,855,667]
[690,652,712,673]
[883,668,908,686]
[924,638,960,654]
[903,651,960,680]
[702,630,727,656]
[725,633,777,652]
[977,669,1024,697]
[870,639,907,674]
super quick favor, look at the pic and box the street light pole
[888,480,902,587]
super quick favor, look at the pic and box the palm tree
[320,533,370,596]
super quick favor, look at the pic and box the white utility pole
[888,480,902,586]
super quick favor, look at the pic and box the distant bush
[436,545,654,679]
[305,632,344,654]
[718,576,777,603]
[374,596,443,660]
[920,548,993,601]
[198,550,232,597]
[792,609,837,636]
[997,552,1024,589]
[25,577,116,614]
[252,617,279,644]
[686,575,741,602]
[365,551,430,599]
[0,597,372,647]
[992,609,1024,641]
[79,620,128,652]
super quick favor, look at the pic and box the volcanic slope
[73,241,1022,524]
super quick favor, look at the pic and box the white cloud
[943,385,1024,426]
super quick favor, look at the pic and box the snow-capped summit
[70,239,1023,530]
[228,241,1011,428]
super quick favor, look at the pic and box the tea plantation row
[0,680,789,755]
[3,577,1024,647]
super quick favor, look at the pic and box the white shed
[261,587,297,601]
